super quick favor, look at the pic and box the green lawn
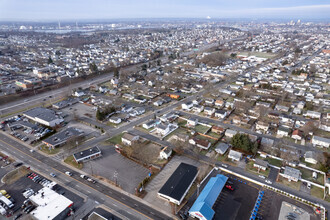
[107,133,124,145]
[256,155,283,167]
[277,176,301,191]
[64,155,83,169]
[195,124,211,134]
[246,161,270,177]
[310,186,324,199]
[297,168,324,185]
[39,145,60,155]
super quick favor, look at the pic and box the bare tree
[301,121,318,135]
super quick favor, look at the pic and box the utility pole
[114,170,118,186]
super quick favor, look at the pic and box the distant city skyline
[0,0,329,21]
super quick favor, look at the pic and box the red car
[225,184,235,191]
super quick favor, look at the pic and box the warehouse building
[158,163,198,205]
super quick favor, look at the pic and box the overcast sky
[0,0,329,21]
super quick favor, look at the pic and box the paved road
[0,132,172,220]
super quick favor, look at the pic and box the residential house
[256,121,269,132]
[182,101,194,110]
[312,136,330,148]
[159,146,172,160]
[143,120,157,129]
[304,151,318,165]
[204,107,215,116]
[214,109,227,119]
[275,105,289,112]
[121,132,139,146]
[304,111,321,119]
[282,166,301,182]
[192,105,204,113]
[228,150,242,162]
[215,143,230,155]
[172,133,189,142]
[211,126,225,134]
[215,100,225,108]
[225,129,237,138]
[154,100,164,106]
[155,123,171,136]
[189,138,211,150]
[291,130,303,140]
[253,159,269,171]
[277,126,290,137]
[109,117,121,124]
[187,117,198,127]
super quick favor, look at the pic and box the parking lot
[258,188,320,220]
[1,171,84,219]
[211,173,260,220]
[82,144,150,194]
[1,116,55,145]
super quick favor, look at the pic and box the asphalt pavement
[0,132,173,220]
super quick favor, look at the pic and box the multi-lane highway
[0,132,172,220]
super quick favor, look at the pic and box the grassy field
[3,166,30,185]
[246,161,270,177]
[107,133,124,145]
[64,155,83,169]
[39,144,61,155]
[277,176,301,191]
[310,186,324,199]
[206,131,221,139]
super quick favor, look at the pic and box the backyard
[297,167,324,185]
[194,124,211,134]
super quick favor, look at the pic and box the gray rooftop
[283,166,301,180]
[24,107,59,123]
[43,127,83,147]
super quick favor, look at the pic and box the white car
[307,183,311,189]
[65,171,73,176]
[259,175,266,179]
[221,164,228,168]
[265,180,272,184]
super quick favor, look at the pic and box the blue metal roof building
[189,174,228,220]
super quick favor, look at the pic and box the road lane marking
[113,203,118,207]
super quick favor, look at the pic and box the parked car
[258,175,266,179]
[265,180,272,184]
[225,184,235,191]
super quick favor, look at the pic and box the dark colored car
[13,213,22,220]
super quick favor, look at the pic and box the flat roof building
[30,187,73,220]
[23,107,63,127]
[43,127,84,149]
[73,146,102,163]
[158,163,198,205]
